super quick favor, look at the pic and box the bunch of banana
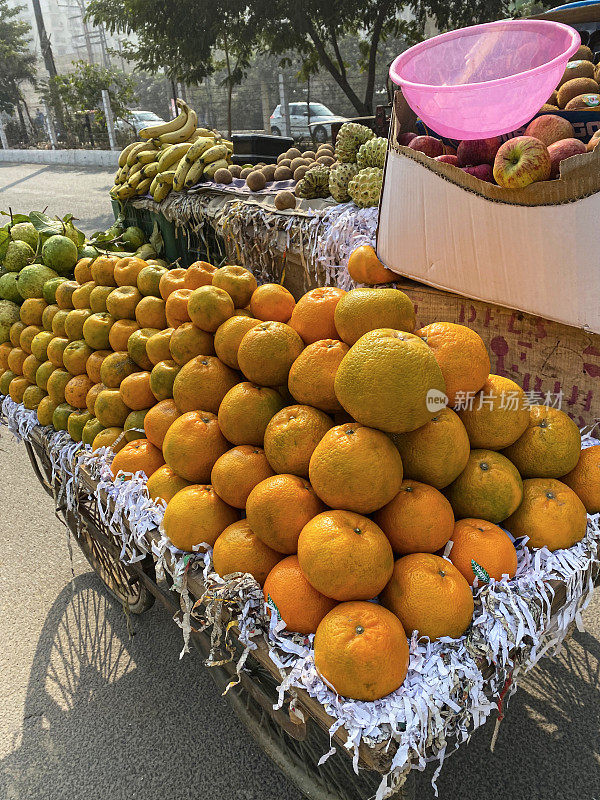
[139,99,198,145]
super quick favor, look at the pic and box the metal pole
[260,77,271,133]
[101,89,117,150]
[31,0,58,78]
[0,117,8,150]
[42,101,57,148]
[278,72,290,137]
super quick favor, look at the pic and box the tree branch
[328,24,347,82]
[363,0,391,113]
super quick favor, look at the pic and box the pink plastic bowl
[390,19,580,140]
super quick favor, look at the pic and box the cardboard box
[377,93,600,333]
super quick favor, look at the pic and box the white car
[116,110,167,135]
[270,102,348,143]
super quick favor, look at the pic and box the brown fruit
[229,164,242,178]
[273,166,293,181]
[213,168,232,184]
[565,93,600,110]
[261,164,277,181]
[246,171,266,191]
[557,77,599,108]
[274,191,296,211]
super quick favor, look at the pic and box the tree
[0,0,37,137]
[46,61,138,123]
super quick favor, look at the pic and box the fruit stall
[2,10,600,800]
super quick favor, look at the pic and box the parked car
[270,102,348,143]
[116,110,167,135]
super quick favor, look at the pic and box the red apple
[443,144,457,156]
[397,132,417,146]
[408,135,444,158]
[456,137,501,166]
[435,154,459,165]
[547,137,587,178]
[524,114,575,147]
[493,136,552,188]
[587,129,600,152]
[462,164,495,182]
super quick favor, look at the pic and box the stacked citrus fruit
[1,244,596,703]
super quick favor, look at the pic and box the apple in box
[462,164,495,182]
[408,135,444,157]
[435,154,459,165]
[456,137,501,166]
[524,114,575,147]
[547,137,587,178]
[493,136,551,188]
[397,132,417,146]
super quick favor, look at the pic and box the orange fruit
[237,321,304,387]
[446,449,523,524]
[334,288,416,345]
[71,281,95,310]
[159,268,187,301]
[99,352,136,389]
[114,257,147,287]
[137,264,167,297]
[64,308,93,341]
[347,245,397,285]
[374,480,455,556]
[184,260,217,289]
[162,410,229,482]
[108,319,140,352]
[211,445,275,509]
[172,355,238,414]
[146,328,174,365]
[246,474,325,554]
[37,396,58,427]
[381,553,474,641]
[94,388,130,428]
[146,464,190,505]
[314,601,409,701]
[448,519,518,585]
[287,339,348,413]
[22,354,42,384]
[55,280,78,310]
[249,283,295,323]
[135,295,167,329]
[35,361,57,392]
[119,371,156,410]
[74,258,93,284]
[501,404,581,478]
[86,382,105,416]
[264,405,333,477]
[10,321,26,347]
[86,349,111,383]
[289,287,346,344]
[457,375,530,450]
[0,370,17,396]
[30,331,54,363]
[22,384,46,410]
[91,255,118,287]
[334,329,446,434]
[562,445,600,513]
[110,439,165,480]
[213,519,282,585]
[92,426,127,452]
[106,285,142,321]
[62,340,93,375]
[50,309,68,337]
[20,298,47,327]
[124,409,148,441]
[217,382,285,446]
[144,399,180,449]
[162,484,239,551]
[212,265,257,308]
[7,346,26,375]
[298,510,394,601]
[165,288,192,328]
[46,337,69,368]
[390,407,470,489]
[19,325,42,354]
[89,285,114,313]
[234,308,254,318]
[149,359,180,401]
[504,478,587,551]
[188,285,235,332]
[263,555,337,635]
[9,376,31,403]
[417,322,491,406]
[309,423,403,514]
[169,322,215,365]
[0,342,12,371]
[64,374,94,409]
[82,312,114,350]
[213,316,257,370]
[46,368,72,404]
[127,327,159,371]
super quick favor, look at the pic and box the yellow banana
[116,182,136,201]
[128,170,144,189]
[203,158,229,179]
[126,140,157,166]
[136,177,152,195]
[153,180,172,202]
[118,141,138,167]
[114,167,124,185]
[139,98,187,140]
[109,185,119,199]
[149,176,159,196]
[200,143,229,165]
[184,136,216,164]
[221,139,234,153]
[157,142,193,172]
[184,158,207,189]
[142,162,160,179]
[158,170,176,185]
[137,149,160,165]
[158,104,198,145]
[127,161,143,177]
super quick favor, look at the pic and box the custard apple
[334,123,374,163]
[357,137,387,169]
[295,164,331,199]
[348,167,383,208]
[328,162,359,203]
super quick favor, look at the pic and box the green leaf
[0,212,31,225]
[150,221,164,256]
[0,229,9,261]
[471,559,490,584]
[29,211,64,236]
[63,218,85,247]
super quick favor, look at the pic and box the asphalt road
[1,163,600,800]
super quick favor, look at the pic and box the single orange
[50,309,68,336]
[211,445,275,509]
[74,258,93,284]
[0,342,12,371]
[71,281,95,310]
[249,283,295,323]
[457,375,530,450]
[446,449,523,524]
[158,267,187,300]
[165,288,193,328]
[9,376,32,403]
[289,287,346,344]
[46,368,72,404]
[144,399,181,449]
[55,280,78,310]
[22,384,46,410]
[214,315,257,370]
[89,285,114,313]
[108,319,140,352]
[82,312,114,350]
[91,255,118,287]
[20,298,47,327]
[64,374,94,409]
[162,484,239,551]
[562,445,600,513]
[62,339,93,376]
[100,351,137,388]
[146,464,190,505]
[288,338,348,413]
[106,285,142,321]
[213,519,283,586]
[146,328,174,365]
[127,327,159,371]
[188,285,235,332]
[86,349,111,383]
[22,354,42,384]
[110,439,165,480]
[149,359,180,401]
[334,288,416,345]
[212,265,257,308]
[86,382,105,415]
[137,264,167,297]
[37,395,58,426]
[7,346,26,375]
[94,388,130,428]
[119,371,156,410]
[64,308,93,341]
[169,322,215,365]
[30,331,55,363]
[347,245,397,285]
[502,404,581,478]
[10,321,26,348]
[237,321,304,386]
[184,260,217,289]
[92,426,127,452]
[162,410,229,482]
[172,354,238,414]
[135,295,167,330]
[114,256,147,287]
[46,337,69,368]
[264,405,333,477]
[36,359,57,391]
[19,325,42,355]
[217,382,285,446]
[124,409,148,441]
[448,518,518,585]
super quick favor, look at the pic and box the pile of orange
[2,242,595,706]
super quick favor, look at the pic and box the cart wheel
[64,507,155,615]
